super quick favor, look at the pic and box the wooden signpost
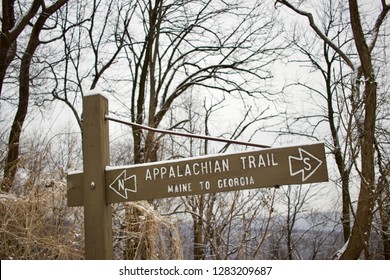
[67,93,329,259]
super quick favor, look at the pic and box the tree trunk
[378,162,390,259]
[2,15,41,192]
[325,52,351,242]
[339,0,377,259]
[2,71,29,192]
[125,0,162,260]
[193,196,205,260]
[380,198,390,260]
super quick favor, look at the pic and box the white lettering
[200,161,208,173]
[222,159,229,172]
[193,163,200,175]
[258,154,266,167]
[144,159,231,181]
[176,165,183,177]
[167,183,192,193]
[240,157,247,169]
[185,164,192,176]
[169,166,176,178]
[153,168,159,180]
[217,176,255,188]
[272,153,278,166]
[118,179,125,191]
[240,153,279,169]
[161,166,167,178]
[214,160,222,172]
[304,158,311,171]
[145,169,152,180]
[248,156,256,168]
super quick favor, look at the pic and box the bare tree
[276,185,316,260]
[24,0,283,259]
[1,0,70,192]
[160,92,276,260]
[0,0,42,97]
[47,0,134,129]
[278,0,356,243]
[275,0,390,259]
[123,0,283,165]
[116,0,284,259]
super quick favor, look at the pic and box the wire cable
[105,115,271,149]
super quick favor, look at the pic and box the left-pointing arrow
[109,170,137,199]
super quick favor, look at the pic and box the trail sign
[66,93,329,260]
[67,143,328,205]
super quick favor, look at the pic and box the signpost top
[84,89,109,99]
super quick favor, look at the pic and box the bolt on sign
[67,143,328,206]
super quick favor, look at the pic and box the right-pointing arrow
[109,170,137,199]
[288,148,323,182]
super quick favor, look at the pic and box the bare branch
[275,0,355,70]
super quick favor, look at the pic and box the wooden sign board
[68,93,328,260]
[67,143,328,206]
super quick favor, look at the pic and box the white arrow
[288,148,323,182]
[109,170,137,199]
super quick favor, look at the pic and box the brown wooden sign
[67,93,329,259]
[67,143,328,206]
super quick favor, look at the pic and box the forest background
[0,0,389,260]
